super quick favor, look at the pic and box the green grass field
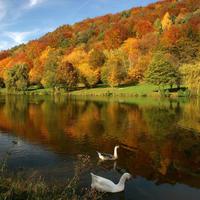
[70,84,159,97]
[0,84,188,98]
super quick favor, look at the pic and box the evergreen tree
[145,52,180,88]
[0,77,5,88]
[154,18,163,34]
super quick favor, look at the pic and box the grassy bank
[69,84,191,98]
[70,84,158,97]
[0,88,54,96]
[0,84,159,97]
[0,84,189,98]
[0,155,103,200]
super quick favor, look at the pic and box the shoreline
[0,84,190,98]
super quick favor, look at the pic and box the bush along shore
[0,155,104,200]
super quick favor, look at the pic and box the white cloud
[27,0,45,8]
[4,30,38,45]
[0,0,49,50]
[0,27,54,50]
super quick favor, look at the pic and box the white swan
[91,172,131,193]
[97,146,119,161]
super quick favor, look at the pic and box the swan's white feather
[97,152,113,160]
[91,173,118,192]
[91,172,131,193]
[97,146,119,161]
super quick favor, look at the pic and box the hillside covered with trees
[0,0,199,94]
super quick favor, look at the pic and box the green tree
[154,18,163,34]
[0,77,5,88]
[76,29,94,44]
[58,37,72,49]
[180,61,200,95]
[41,50,59,88]
[5,64,29,91]
[145,52,180,88]
[121,10,131,18]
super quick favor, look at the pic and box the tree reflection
[3,95,29,124]
[0,96,199,188]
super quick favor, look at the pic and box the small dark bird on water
[12,141,18,145]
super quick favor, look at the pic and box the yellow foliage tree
[63,47,99,87]
[161,12,172,30]
[102,49,129,87]
[0,57,13,78]
[78,63,99,87]
[128,54,151,83]
[29,46,54,85]
[180,61,200,95]
[63,47,88,66]
[40,46,53,61]
[122,38,140,66]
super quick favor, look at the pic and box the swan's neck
[116,174,127,189]
[114,147,118,158]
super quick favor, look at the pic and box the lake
[0,95,200,200]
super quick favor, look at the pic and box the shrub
[0,155,103,200]
[5,64,29,91]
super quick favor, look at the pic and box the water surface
[0,95,200,200]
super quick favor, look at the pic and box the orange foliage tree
[138,32,159,54]
[135,20,154,38]
[6,51,33,70]
[56,61,78,89]
[162,25,182,46]
[29,46,53,85]
[0,51,10,61]
[104,24,129,49]
[122,38,140,66]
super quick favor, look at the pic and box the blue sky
[0,0,157,50]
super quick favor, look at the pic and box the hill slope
[0,0,199,93]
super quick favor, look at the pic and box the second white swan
[97,146,119,161]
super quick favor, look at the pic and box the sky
[0,0,158,50]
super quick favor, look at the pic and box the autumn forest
[0,0,200,95]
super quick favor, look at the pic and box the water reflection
[0,95,200,199]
